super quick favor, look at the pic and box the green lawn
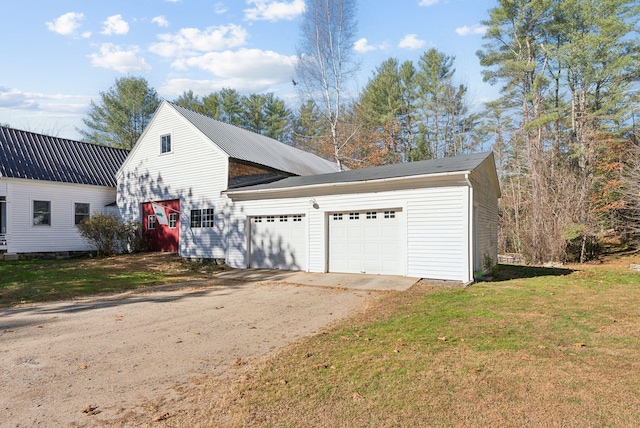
[0,253,225,307]
[176,262,640,427]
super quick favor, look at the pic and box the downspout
[464,173,474,286]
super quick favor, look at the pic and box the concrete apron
[214,269,419,292]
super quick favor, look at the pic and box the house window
[384,211,396,219]
[74,203,90,225]
[202,208,215,227]
[191,208,214,228]
[366,211,377,219]
[33,200,51,226]
[190,209,202,228]
[349,212,359,220]
[148,215,156,230]
[169,213,177,228]
[161,134,172,153]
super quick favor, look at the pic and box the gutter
[464,173,475,285]
[224,170,473,197]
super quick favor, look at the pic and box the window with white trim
[169,212,177,228]
[279,215,288,222]
[384,210,396,219]
[366,211,377,219]
[148,215,156,230]
[74,203,90,225]
[161,134,172,153]
[292,214,303,222]
[202,208,215,227]
[349,212,359,220]
[191,208,215,228]
[253,216,263,223]
[266,216,275,223]
[332,213,343,221]
[33,200,51,226]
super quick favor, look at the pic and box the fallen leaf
[330,365,336,370]
[438,336,447,342]
[521,356,531,361]
[314,363,328,369]
[114,316,123,322]
[79,364,88,370]
[37,325,44,329]
[214,306,224,309]
[152,412,170,422]
[468,368,480,374]
[538,345,547,349]
[3,329,14,333]
[280,379,288,385]
[249,326,257,329]
[352,392,365,401]
[354,332,361,338]
[393,349,400,353]
[81,405,101,415]
[340,336,350,341]
[574,342,586,348]
[234,358,246,366]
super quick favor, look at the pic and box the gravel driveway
[0,277,374,427]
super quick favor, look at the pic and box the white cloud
[81,31,92,38]
[149,24,248,58]
[0,86,39,109]
[101,14,130,35]
[354,38,385,53]
[455,24,488,36]
[244,0,305,22]
[46,12,85,36]
[89,43,151,73]
[172,48,296,83]
[214,2,228,14]
[419,0,439,6]
[398,34,426,49]
[152,16,169,27]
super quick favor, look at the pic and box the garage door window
[349,212,359,220]
[384,210,396,218]
[332,213,343,221]
[366,211,377,219]
[293,215,303,222]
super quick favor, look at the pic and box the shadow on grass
[486,263,575,282]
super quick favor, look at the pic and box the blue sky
[0,0,499,140]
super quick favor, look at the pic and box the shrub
[77,214,142,256]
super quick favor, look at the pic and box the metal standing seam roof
[225,151,494,193]
[0,126,129,187]
[168,102,341,176]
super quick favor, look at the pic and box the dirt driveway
[0,276,378,427]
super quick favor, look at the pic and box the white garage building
[117,101,500,284]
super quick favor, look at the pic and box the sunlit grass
[0,254,226,306]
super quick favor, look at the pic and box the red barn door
[141,199,180,252]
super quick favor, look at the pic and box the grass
[175,260,640,427]
[0,253,227,307]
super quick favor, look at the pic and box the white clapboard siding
[470,160,500,272]
[117,102,230,259]
[406,186,469,281]
[5,178,116,253]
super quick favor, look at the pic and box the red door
[141,199,180,252]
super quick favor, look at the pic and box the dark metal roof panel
[228,152,494,192]
[168,102,340,176]
[0,126,129,187]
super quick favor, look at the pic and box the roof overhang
[224,170,472,201]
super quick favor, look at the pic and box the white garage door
[250,214,306,270]
[329,209,402,275]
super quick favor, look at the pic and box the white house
[0,126,128,256]
[118,101,500,283]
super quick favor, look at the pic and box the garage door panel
[329,210,402,275]
[250,215,306,270]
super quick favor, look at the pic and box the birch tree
[296,0,358,170]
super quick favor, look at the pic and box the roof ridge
[0,126,129,153]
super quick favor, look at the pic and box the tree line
[79,0,640,263]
